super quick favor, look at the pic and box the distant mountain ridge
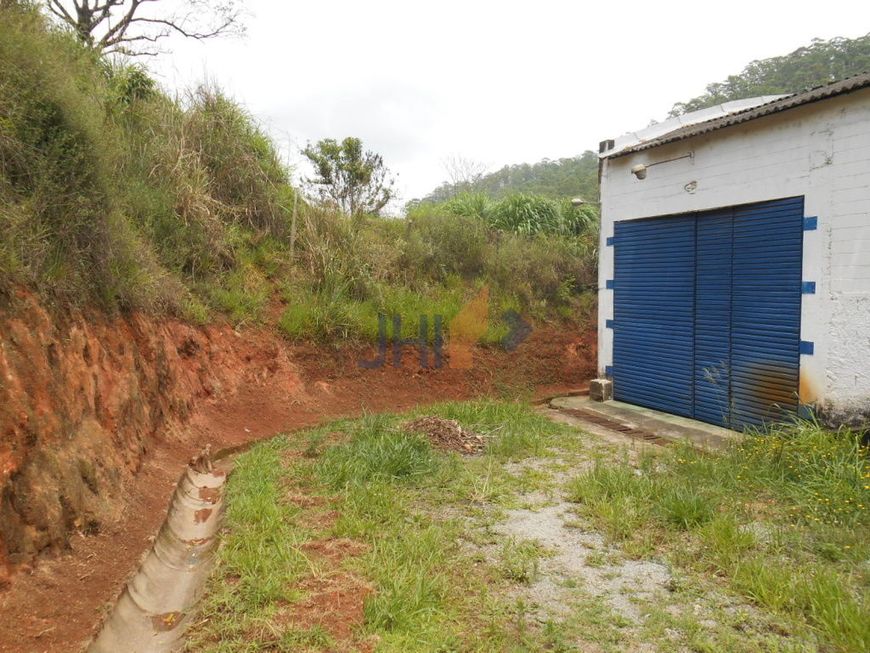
[669,33,870,116]
[418,33,870,205]
[420,151,599,205]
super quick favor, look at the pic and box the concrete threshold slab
[549,396,741,451]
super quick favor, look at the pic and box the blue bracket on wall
[606,236,615,246]
[604,365,613,377]
[802,281,816,294]
[803,216,818,231]
[605,319,615,329]
[799,340,815,355]
[605,279,615,289]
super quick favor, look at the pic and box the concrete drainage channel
[87,449,228,653]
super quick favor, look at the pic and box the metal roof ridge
[600,71,870,159]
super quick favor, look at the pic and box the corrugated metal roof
[602,72,870,159]
[602,96,787,158]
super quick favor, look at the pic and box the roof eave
[601,71,870,160]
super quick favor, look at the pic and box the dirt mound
[404,416,486,454]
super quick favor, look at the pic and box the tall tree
[302,137,396,216]
[45,0,244,55]
[670,34,870,116]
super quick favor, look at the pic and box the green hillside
[670,33,870,116]
[420,152,599,205]
[0,3,597,339]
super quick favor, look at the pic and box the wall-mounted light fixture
[631,151,694,180]
[571,197,601,207]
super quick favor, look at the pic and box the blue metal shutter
[693,211,733,427]
[613,216,696,417]
[730,197,803,429]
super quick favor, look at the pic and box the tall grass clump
[489,193,562,235]
[317,414,439,488]
[118,82,296,290]
[0,5,169,308]
[442,192,493,222]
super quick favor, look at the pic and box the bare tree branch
[441,155,487,198]
[43,0,244,56]
[47,1,75,25]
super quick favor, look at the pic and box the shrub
[402,207,489,282]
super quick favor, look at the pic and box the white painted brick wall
[598,88,870,417]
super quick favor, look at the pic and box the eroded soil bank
[0,290,594,653]
[0,290,304,576]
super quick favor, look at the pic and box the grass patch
[565,420,870,652]
[317,414,439,488]
[186,400,576,652]
[185,402,868,652]
[185,438,311,650]
[208,265,270,325]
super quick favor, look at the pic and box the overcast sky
[149,0,869,207]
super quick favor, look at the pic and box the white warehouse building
[596,73,870,430]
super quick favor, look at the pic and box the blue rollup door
[612,216,696,417]
[612,197,803,430]
[730,197,803,429]
[693,211,733,427]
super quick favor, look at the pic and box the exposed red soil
[281,538,374,650]
[282,572,375,650]
[0,292,595,653]
[301,537,371,565]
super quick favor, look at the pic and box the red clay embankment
[0,290,594,652]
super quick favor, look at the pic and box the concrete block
[589,378,613,402]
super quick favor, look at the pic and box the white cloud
[148,0,870,204]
